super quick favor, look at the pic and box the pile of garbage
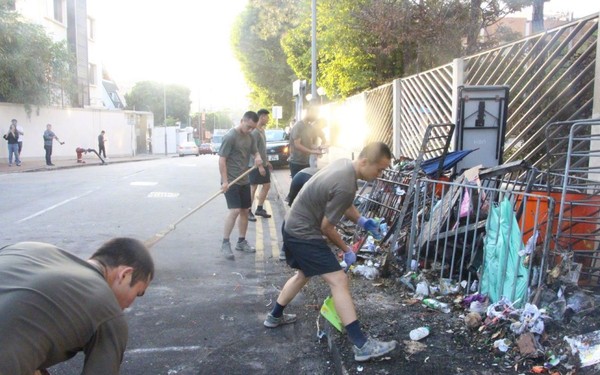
[393,268,600,374]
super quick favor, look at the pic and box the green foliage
[0,5,76,113]
[125,81,191,126]
[231,0,300,124]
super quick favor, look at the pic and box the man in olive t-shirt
[218,111,262,260]
[264,142,398,362]
[0,238,154,375]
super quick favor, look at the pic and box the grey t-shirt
[0,242,127,375]
[249,127,267,167]
[219,128,257,185]
[285,159,357,239]
[288,120,314,165]
[43,130,55,146]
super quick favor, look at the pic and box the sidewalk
[0,153,162,174]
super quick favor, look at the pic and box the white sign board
[272,106,283,120]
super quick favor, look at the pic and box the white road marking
[130,181,158,186]
[148,192,180,198]
[17,191,94,223]
[126,345,203,354]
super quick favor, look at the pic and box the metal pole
[163,83,167,156]
[310,0,317,104]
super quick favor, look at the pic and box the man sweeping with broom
[263,142,398,362]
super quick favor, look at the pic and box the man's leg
[321,270,397,361]
[18,141,22,156]
[248,184,257,222]
[221,208,239,260]
[264,270,309,327]
[255,183,272,218]
[235,184,255,253]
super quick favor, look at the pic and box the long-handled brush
[144,166,257,248]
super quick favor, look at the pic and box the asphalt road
[0,156,334,374]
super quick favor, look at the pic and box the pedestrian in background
[264,142,397,362]
[287,106,321,178]
[218,111,262,260]
[287,166,319,207]
[248,108,273,222]
[3,123,21,166]
[309,118,327,168]
[12,119,24,156]
[98,130,107,158]
[43,123,64,166]
[0,237,155,375]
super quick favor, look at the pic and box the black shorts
[249,167,271,185]
[282,227,342,277]
[224,183,252,209]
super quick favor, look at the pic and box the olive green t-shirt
[219,127,257,185]
[0,242,127,375]
[285,159,357,239]
[288,120,315,165]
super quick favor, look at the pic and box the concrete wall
[0,103,153,161]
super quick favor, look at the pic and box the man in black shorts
[248,109,273,222]
[218,111,262,260]
[263,142,397,362]
[0,238,154,374]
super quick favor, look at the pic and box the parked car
[265,129,289,167]
[178,141,199,157]
[198,143,213,155]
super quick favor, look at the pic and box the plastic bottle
[422,298,451,313]
[409,326,430,341]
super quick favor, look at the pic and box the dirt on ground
[301,262,600,375]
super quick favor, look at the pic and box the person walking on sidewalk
[264,142,398,362]
[98,130,107,159]
[218,111,262,260]
[248,109,273,222]
[4,123,21,166]
[43,123,64,166]
[0,237,154,375]
[12,119,24,156]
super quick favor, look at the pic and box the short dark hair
[11,119,17,122]
[358,142,392,164]
[257,109,270,116]
[242,111,259,123]
[91,238,155,285]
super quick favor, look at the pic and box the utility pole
[163,83,167,156]
[310,0,318,104]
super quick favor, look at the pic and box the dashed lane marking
[130,181,158,186]
[17,190,94,223]
[147,192,180,198]
[127,346,202,354]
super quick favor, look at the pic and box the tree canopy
[233,0,535,103]
[231,0,301,125]
[0,3,76,113]
[125,81,191,126]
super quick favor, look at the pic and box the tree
[125,81,191,126]
[231,0,301,125]
[0,3,76,113]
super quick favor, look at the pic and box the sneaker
[255,208,272,218]
[235,239,256,253]
[278,251,286,261]
[248,209,257,222]
[353,337,397,362]
[263,312,297,328]
[220,242,234,260]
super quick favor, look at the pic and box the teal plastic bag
[480,198,527,307]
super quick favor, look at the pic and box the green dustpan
[320,296,343,332]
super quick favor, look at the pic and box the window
[88,64,97,86]
[87,17,95,40]
[53,0,63,23]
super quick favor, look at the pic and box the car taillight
[283,146,289,154]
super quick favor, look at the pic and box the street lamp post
[310,0,318,104]
[163,83,167,156]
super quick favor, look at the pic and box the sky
[94,0,250,112]
[93,1,599,113]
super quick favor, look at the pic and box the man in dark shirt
[0,237,155,375]
[98,130,107,158]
